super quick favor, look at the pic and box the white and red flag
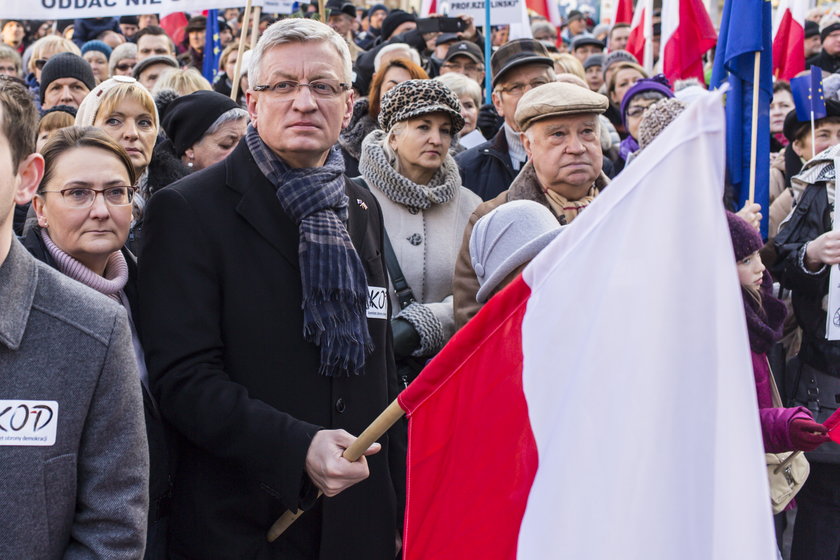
[660,0,717,85]
[612,0,634,25]
[773,0,808,80]
[626,0,654,69]
[397,90,777,559]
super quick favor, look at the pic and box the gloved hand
[477,103,503,139]
[789,418,830,452]
[391,317,420,360]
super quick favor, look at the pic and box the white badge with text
[367,286,388,320]
[0,400,58,446]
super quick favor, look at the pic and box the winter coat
[752,352,811,453]
[453,160,609,330]
[20,226,174,557]
[136,140,405,560]
[773,150,840,376]
[807,49,840,74]
[454,127,517,201]
[359,136,481,355]
[0,238,148,559]
[338,98,378,178]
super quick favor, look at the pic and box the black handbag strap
[350,176,417,310]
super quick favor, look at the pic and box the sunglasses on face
[115,63,135,72]
[34,58,48,70]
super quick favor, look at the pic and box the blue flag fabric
[710,0,772,238]
[202,10,221,84]
[790,66,827,122]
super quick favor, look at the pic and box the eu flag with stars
[202,10,221,85]
[790,66,827,122]
[710,0,772,237]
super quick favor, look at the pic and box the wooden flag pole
[748,51,761,204]
[230,0,253,102]
[811,110,816,160]
[249,5,262,51]
[266,399,406,542]
[319,0,327,22]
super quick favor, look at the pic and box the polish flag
[660,0,718,85]
[526,0,562,26]
[160,12,188,52]
[612,0,634,25]
[773,0,808,80]
[399,91,778,559]
[626,0,654,70]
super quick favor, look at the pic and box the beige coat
[453,162,609,330]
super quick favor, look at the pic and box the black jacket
[20,226,174,554]
[807,49,840,74]
[454,127,516,201]
[137,140,405,560]
[772,183,840,375]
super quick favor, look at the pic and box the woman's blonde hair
[38,110,75,138]
[434,72,481,107]
[551,53,586,81]
[88,82,159,131]
[151,67,212,96]
[28,36,80,74]
[606,61,648,98]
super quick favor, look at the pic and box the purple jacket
[752,351,811,453]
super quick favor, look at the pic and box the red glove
[789,418,831,452]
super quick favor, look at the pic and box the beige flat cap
[515,82,609,131]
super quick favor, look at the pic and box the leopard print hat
[378,79,465,135]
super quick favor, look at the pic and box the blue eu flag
[202,10,222,85]
[790,66,827,122]
[710,0,772,237]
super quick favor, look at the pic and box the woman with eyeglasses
[22,125,172,560]
[611,75,673,175]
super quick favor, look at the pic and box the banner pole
[230,0,253,102]
[484,0,492,105]
[266,399,407,542]
[811,110,816,160]
[748,50,760,205]
[250,5,262,51]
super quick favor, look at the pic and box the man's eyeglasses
[39,186,138,208]
[442,62,483,73]
[253,79,350,99]
[497,78,551,97]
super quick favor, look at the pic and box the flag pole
[748,51,760,204]
[250,5,262,51]
[484,0,492,105]
[811,110,816,160]
[266,399,407,542]
[230,0,253,102]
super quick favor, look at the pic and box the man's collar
[0,237,37,351]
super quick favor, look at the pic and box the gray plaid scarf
[246,126,372,376]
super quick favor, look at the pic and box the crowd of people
[1,4,840,560]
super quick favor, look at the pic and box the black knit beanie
[161,90,240,156]
[381,10,416,40]
[822,22,840,42]
[39,53,95,104]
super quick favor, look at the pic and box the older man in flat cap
[453,81,610,329]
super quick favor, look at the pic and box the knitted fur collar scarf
[358,129,462,210]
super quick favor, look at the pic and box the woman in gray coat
[357,79,481,380]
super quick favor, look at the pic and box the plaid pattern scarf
[247,126,372,376]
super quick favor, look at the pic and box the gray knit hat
[470,200,563,303]
[637,97,686,151]
[39,52,96,104]
[378,79,465,134]
[602,49,638,78]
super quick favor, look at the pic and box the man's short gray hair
[248,18,352,89]
[374,43,421,71]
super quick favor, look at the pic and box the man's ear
[492,90,504,117]
[246,90,258,129]
[14,153,44,206]
[521,130,532,159]
[342,89,355,129]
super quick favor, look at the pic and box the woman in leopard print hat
[357,79,481,376]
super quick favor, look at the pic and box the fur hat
[39,53,96,104]
[378,79,465,134]
[638,98,686,150]
[470,200,563,302]
[726,211,763,261]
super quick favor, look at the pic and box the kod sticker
[367,286,388,320]
[0,400,58,446]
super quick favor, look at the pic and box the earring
[187,154,194,168]
[187,161,193,168]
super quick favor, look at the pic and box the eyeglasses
[114,63,136,72]
[625,105,653,118]
[442,62,483,73]
[40,186,137,208]
[34,58,48,70]
[497,78,551,97]
[253,79,350,99]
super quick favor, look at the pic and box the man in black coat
[137,18,404,560]
[807,19,840,74]
[455,38,556,201]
